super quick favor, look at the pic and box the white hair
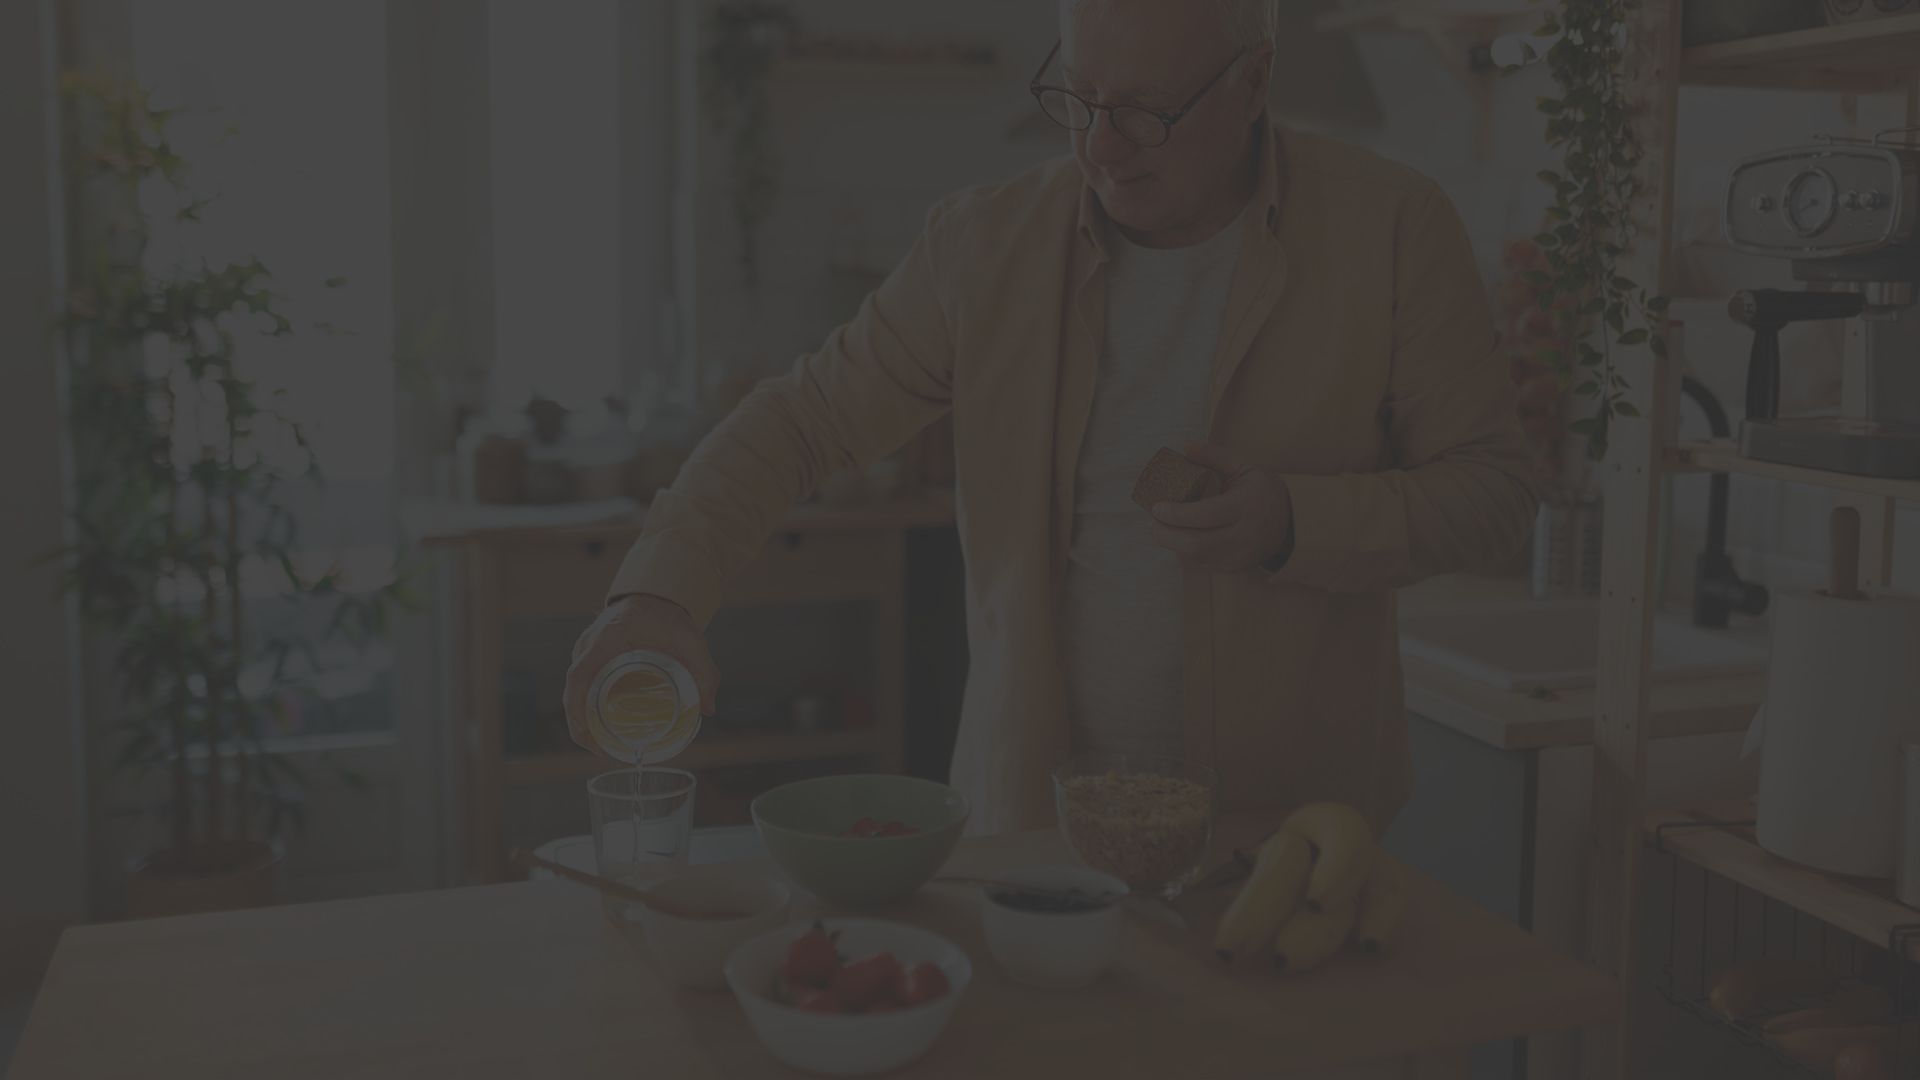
[1064,0,1278,51]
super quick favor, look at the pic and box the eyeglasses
[1028,40,1251,149]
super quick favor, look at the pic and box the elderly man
[566,0,1537,836]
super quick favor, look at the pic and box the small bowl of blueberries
[979,864,1129,989]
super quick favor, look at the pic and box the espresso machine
[1724,128,1920,478]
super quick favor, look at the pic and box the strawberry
[845,817,881,839]
[829,951,903,1010]
[781,923,841,988]
[876,820,919,837]
[795,989,844,1014]
[895,961,950,1007]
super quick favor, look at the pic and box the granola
[1057,772,1214,889]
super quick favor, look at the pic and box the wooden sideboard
[411,492,957,883]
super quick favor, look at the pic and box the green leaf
[1618,328,1648,346]
[1615,401,1642,418]
[1650,336,1668,358]
[1647,296,1671,314]
[1575,380,1600,397]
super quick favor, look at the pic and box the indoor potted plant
[55,73,412,917]
[1518,0,1671,464]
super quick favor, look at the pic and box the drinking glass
[588,767,697,924]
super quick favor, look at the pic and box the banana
[1212,830,1312,962]
[1353,853,1410,952]
[1763,981,1892,1035]
[1272,896,1359,975]
[1769,1022,1917,1071]
[1279,803,1377,912]
[1708,959,1836,1021]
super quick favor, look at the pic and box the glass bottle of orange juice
[585,651,702,764]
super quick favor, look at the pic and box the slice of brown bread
[1131,447,1221,510]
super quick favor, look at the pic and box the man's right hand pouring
[564,594,721,755]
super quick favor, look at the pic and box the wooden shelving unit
[1647,806,1920,963]
[1670,439,1920,503]
[1682,14,1920,91]
[1583,7,1920,1077]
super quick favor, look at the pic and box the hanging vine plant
[1519,0,1671,462]
[703,2,799,289]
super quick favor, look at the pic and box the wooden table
[8,819,1618,1079]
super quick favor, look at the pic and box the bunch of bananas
[1211,802,1409,973]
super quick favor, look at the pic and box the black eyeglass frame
[1026,39,1256,149]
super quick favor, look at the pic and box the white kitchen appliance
[1754,510,1920,879]
[1724,128,1920,478]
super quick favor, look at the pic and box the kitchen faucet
[1681,376,1770,628]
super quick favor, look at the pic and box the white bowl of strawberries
[724,919,972,1076]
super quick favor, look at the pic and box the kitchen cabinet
[410,493,959,884]
[1394,715,1759,1079]
[1391,575,1767,1078]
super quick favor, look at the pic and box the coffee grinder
[1724,128,1920,478]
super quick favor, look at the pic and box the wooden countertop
[11,818,1617,1079]
[1397,576,1766,752]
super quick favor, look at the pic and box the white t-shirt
[1063,210,1245,758]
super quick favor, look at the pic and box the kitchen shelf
[1681,14,1920,92]
[1647,806,1920,963]
[1668,439,1920,502]
[772,38,1001,78]
[1315,1,1536,34]
[774,57,1002,78]
[503,729,888,788]
[411,489,957,546]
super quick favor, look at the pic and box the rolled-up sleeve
[608,200,960,626]
[1270,181,1539,592]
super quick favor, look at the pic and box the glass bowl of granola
[1051,753,1221,900]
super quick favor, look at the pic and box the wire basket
[1650,818,1920,1078]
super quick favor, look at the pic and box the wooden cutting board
[8,817,1617,1079]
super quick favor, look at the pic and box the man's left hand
[1148,442,1294,573]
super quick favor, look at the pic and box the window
[129,0,396,737]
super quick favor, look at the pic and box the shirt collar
[1075,115,1287,262]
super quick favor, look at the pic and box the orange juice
[586,651,702,764]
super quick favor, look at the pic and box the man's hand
[1147,442,1294,573]
[564,594,720,755]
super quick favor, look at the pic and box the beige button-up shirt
[611,122,1538,837]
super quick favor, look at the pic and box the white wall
[489,0,622,414]
[0,0,87,1004]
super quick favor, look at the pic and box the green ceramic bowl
[751,774,970,908]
